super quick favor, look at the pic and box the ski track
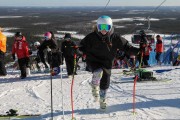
[25,85,46,102]
[0,89,19,98]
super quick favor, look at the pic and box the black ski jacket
[61,40,81,60]
[80,30,139,69]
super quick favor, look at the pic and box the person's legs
[143,55,149,66]
[91,68,103,101]
[99,68,111,109]
[18,58,27,79]
[156,52,162,65]
[0,52,7,76]
[65,58,74,76]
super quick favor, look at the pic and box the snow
[0,16,23,19]
[32,23,50,25]
[2,27,20,37]
[0,62,180,120]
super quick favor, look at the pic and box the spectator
[61,33,81,77]
[155,35,164,65]
[0,27,7,76]
[38,31,62,75]
[12,32,30,79]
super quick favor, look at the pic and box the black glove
[154,49,156,52]
[12,54,15,61]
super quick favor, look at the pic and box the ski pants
[0,51,7,76]
[65,57,77,75]
[18,58,28,78]
[47,52,62,68]
[91,68,111,90]
[155,52,162,63]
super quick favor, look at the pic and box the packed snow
[0,61,180,120]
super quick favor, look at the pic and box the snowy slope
[0,63,180,120]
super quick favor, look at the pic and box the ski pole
[60,52,65,120]
[133,75,138,114]
[70,53,77,120]
[47,46,54,120]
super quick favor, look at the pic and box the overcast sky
[0,0,179,7]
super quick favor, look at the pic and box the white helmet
[34,41,40,46]
[97,15,113,32]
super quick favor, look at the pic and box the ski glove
[12,54,15,61]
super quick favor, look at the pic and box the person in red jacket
[12,32,30,79]
[143,43,152,66]
[155,35,164,65]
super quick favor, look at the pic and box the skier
[61,33,81,77]
[34,41,49,72]
[12,32,30,79]
[137,30,149,67]
[155,35,164,65]
[143,43,152,67]
[79,15,140,109]
[38,31,62,75]
[0,27,7,76]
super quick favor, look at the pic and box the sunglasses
[98,24,111,31]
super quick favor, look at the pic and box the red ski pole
[133,75,138,114]
[70,53,77,120]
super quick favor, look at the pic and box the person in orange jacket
[12,32,30,79]
[155,35,164,65]
[0,27,7,76]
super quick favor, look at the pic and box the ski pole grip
[74,54,77,59]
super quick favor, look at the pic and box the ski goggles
[97,24,111,31]
[44,36,50,40]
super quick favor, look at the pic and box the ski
[112,78,172,84]
[0,114,41,119]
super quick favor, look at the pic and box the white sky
[0,0,179,7]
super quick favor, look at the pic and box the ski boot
[91,84,99,102]
[99,89,107,110]
[99,97,106,110]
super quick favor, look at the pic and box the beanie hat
[64,33,71,40]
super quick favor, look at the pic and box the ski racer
[79,15,140,109]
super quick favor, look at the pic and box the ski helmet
[15,32,22,37]
[97,15,113,32]
[34,41,40,46]
[44,32,52,40]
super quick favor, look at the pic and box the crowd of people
[113,31,164,69]
[0,15,178,109]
